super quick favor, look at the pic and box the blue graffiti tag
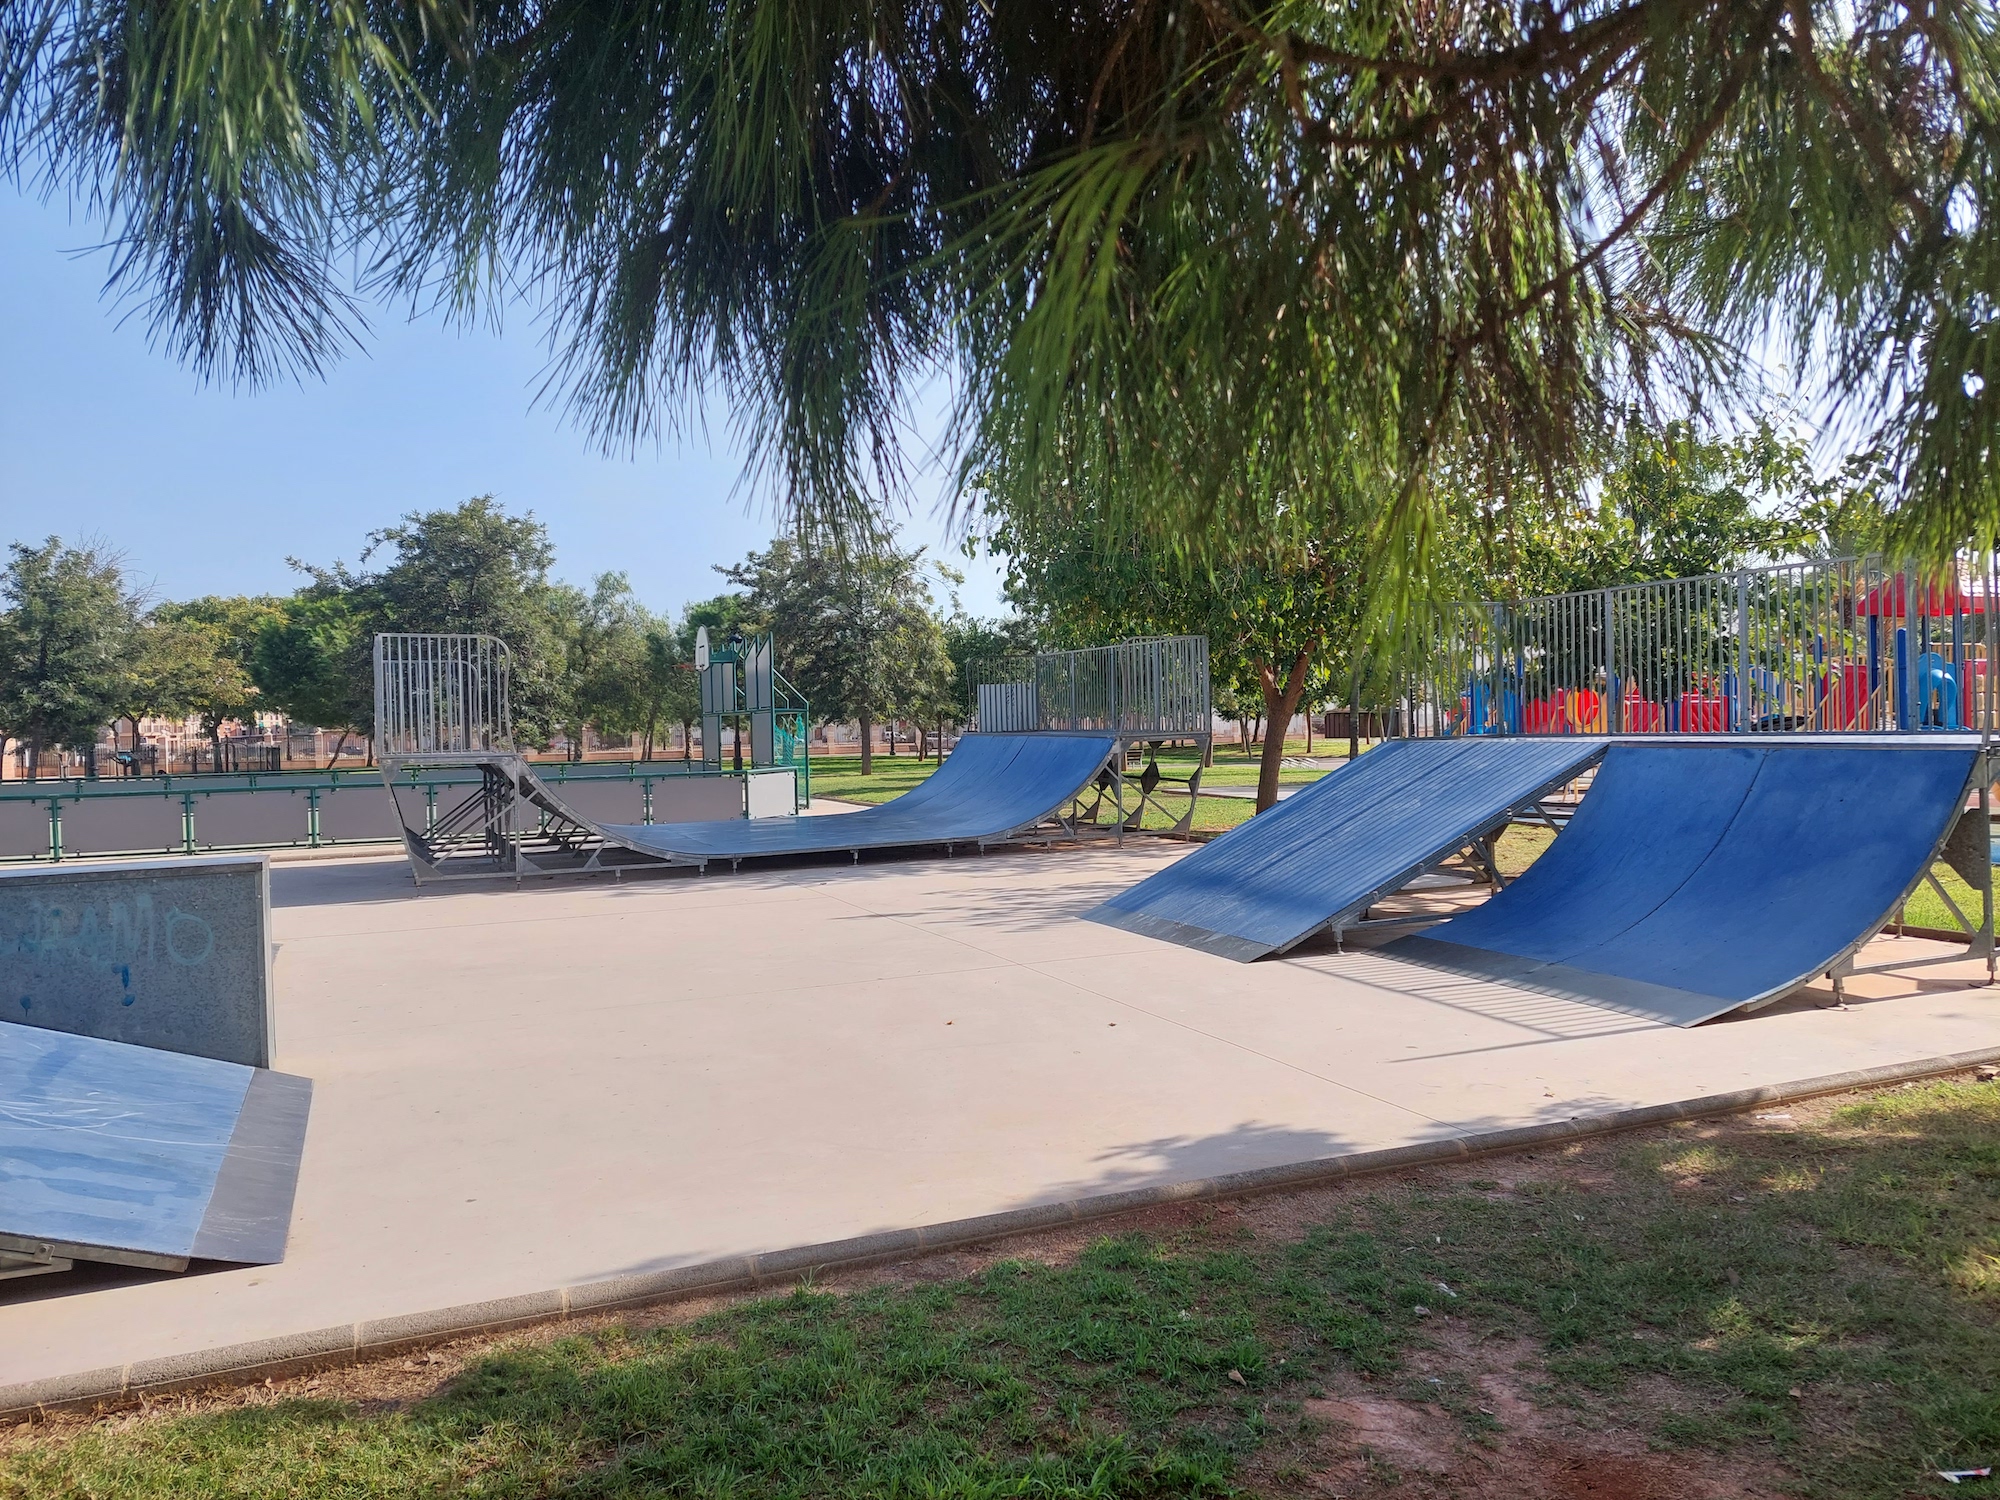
[7,894,215,972]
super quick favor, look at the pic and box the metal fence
[374,634,513,757]
[0,759,791,863]
[1411,554,2000,738]
[973,636,1212,741]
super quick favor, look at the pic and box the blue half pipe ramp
[604,732,1122,866]
[1391,742,1979,1025]
[0,1023,311,1273]
[1086,737,1607,960]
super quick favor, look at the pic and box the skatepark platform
[1086,737,1607,959]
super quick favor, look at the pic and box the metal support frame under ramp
[379,753,701,884]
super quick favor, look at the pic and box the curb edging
[10,1042,2000,1421]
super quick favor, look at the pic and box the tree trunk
[1348,677,1361,761]
[859,712,874,775]
[1256,649,1315,812]
[324,730,350,770]
[1305,710,1314,755]
[643,710,657,761]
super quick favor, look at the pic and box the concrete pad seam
[14,1042,2000,1422]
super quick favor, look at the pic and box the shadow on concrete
[1008,1099,1647,1210]
[575,842,1181,935]
[269,855,421,908]
[1284,950,1659,1062]
[1291,936,1996,1043]
[0,1257,238,1307]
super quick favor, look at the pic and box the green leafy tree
[290,497,569,748]
[552,572,651,758]
[894,617,958,761]
[635,622,697,760]
[1000,512,1370,810]
[0,538,137,773]
[1487,422,1830,596]
[252,594,370,764]
[150,595,282,751]
[942,613,1035,737]
[107,614,246,763]
[723,538,949,775]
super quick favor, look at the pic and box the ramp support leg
[1981,767,1997,984]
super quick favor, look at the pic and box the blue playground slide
[1085,737,1607,960]
[0,1023,312,1268]
[1391,742,1977,1025]
[605,732,1121,865]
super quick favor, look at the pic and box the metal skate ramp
[0,1024,311,1277]
[1086,737,1608,960]
[605,732,1123,865]
[1391,741,1980,1024]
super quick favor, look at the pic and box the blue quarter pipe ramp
[1391,742,1979,1025]
[1086,737,1608,960]
[0,1024,312,1272]
[604,732,1121,866]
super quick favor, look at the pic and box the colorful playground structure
[1421,558,1996,738]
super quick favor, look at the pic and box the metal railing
[0,759,795,863]
[374,633,513,757]
[973,636,1212,741]
[1410,554,2000,738]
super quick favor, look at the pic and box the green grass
[805,740,1347,809]
[13,1080,2000,1498]
[1898,861,1990,935]
[803,753,943,806]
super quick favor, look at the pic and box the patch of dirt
[1303,1395,1459,1474]
[1259,1327,1781,1499]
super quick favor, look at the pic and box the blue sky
[0,185,1008,621]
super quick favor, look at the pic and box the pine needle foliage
[5,0,1995,573]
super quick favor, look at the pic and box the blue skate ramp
[1391,742,1978,1025]
[604,732,1120,864]
[1086,737,1607,960]
[0,1023,312,1270]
